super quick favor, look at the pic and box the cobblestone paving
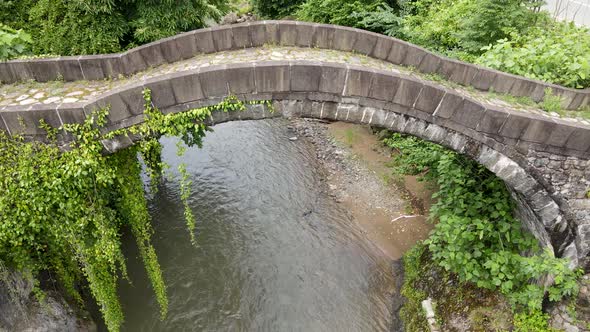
[1,46,589,125]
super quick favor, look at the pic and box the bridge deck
[1,46,589,126]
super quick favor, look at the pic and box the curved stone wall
[1,21,588,110]
[2,61,586,264]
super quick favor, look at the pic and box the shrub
[383,133,581,311]
[0,23,32,61]
[251,0,305,18]
[296,0,387,27]
[477,21,590,89]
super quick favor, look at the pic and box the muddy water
[116,119,402,331]
[327,122,434,260]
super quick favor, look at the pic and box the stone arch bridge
[1,21,589,266]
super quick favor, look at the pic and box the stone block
[249,22,267,47]
[57,57,84,81]
[295,22,314,47]
[490,73,517,94]
[1,106,62,136]
[145,78,177,109]
[567,91,587,110]
[89,92,132,124]
[319,64,347,94]
[418,53,442,74]
[255,61,290,93]
[498,111,537,139]
[433,92,463,119]
[169,70,204,104]
[471,68,498,91]
[172,32,199,60]
[352,30,378,55]
[57,103,87,125]
[509,78,539,98]
[27,58,60,82]
[0,113,7,133]
[440,59,478,86]
[121,50,147,75]
[265,21,280,44]
[160,36,183,63]
[116,84,146,115]
[312,24,334,49]
[371,37,393,60]
[6,61,33,82]
[332,26,357,52]
[321,102,338,120]
[369,70,400,101]
[291,62,322,91]
[198,65,228,98]
[137,43,166,67]
[232,23,252,49]
[521,117,557,144]
[101,55,124,79]
[414,84,445,114]
[194,28,216,53]
[546,122,576,148]
[78,55,106,80]
[0,62,15,83]
[226,63,256,94]
[210,26,234,52]
[344,67,373,98]
[451,99,485,129]
[566,127,590,152]
[477,107,509,134]
[278,22,298,46]
[387,39,409,64]
[393,78,423,107]
[402,45,427,68]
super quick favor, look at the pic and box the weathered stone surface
[332,26,357,52]
[477,107,509,134]
[451,99,485,129]
[210,26,234,52]
[194,29,216,53]
[57,57,84,81]
[352,30,378,55]
[291,62,322,92]
[313,24,334,49]
[227,63,256,94]
[136,43,166,68]
[254,62,290,93]
[393,78,423,107]
[418,53,442,74]
[371,36,393,60]
[169,70,204,104]
[369,70,400,101]
[319,64,347,94]
[78,56,106,80]
[198,65,228,97]
[27,59,60,82]
[521,118,557,144]
[414,84,445,114]
[120,50,147,75]
[344,67,373,97]
[402,45,427,68]
[295,22,314,47]
[232,23,252,49]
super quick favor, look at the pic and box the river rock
[0,269,96,332]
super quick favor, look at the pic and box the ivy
[0,88,270,331]
[384,133,582,312]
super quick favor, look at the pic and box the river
[115,119,399,331]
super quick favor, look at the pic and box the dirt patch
[289,119,433,260]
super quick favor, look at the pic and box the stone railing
[1,21,588,110]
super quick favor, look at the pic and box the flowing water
[116,119,397,331]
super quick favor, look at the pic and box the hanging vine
[0,88,272,332]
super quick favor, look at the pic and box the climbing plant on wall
[0,90,267,332]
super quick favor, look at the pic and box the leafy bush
[0,23,32,61]
[477,21,590,89]
[296,0,387,27]
[0,0,229,56]
[383,133,581,311]
[251,0,305,18]
[513,310,556,332]
[349,3,403,37]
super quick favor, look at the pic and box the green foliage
[251,0,305,18]
[349,3,403,37]
[540,88,563,113]
[399,244,430,331]
[0,23,32,61]
[0,86,267,331]
[513,310,556,332]
[477,21,590,89]
[296,0,387,27]
[0,0,229,56]
[383,133,581,311]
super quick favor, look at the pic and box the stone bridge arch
[0,22,589,266]
[20,61,584,266]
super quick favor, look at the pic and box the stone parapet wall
[2,61,587,263]
[1,21,588,110]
